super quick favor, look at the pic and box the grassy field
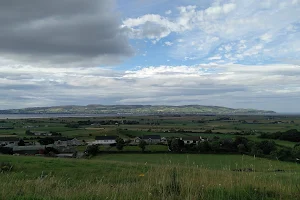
[1,154,300,199]
[1,115,300,199]
[1,115,300,149]
[94,154,300,171]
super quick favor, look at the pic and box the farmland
[1,114,300,199]
[1,114,300,147]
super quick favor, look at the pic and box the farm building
[13,145,45,155]
[0,137,19,147]
[67,138,84,146]
[94,136,118,145]
[134,135,161,144]
[52,137,69,147]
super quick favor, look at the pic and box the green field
[1,154,300,199]
[1,115,300,149]
[1,115,300,199]
[94,154,300,171]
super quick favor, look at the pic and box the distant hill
[0,105,276,115]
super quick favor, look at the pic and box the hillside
[0,154,299,199]
[0,105,276,115]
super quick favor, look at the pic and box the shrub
[116,137,125,151]
[138,140,147,152]
[85,145,99,156]
[0,162,13,172]
[0,147,13,154]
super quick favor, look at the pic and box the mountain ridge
[0,105,276,115]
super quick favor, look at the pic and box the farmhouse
[0,137,19,147]
[94,136,118,145]
[13,145,45,155]
[39,137,83,147]
[134,135,161,144]
[34,132,52,136]
[67,138,84,146]
[51,137,69,147]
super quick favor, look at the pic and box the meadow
[1,154,300,200]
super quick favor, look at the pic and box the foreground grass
[1,154,300,199]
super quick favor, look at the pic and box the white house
[94,136,118,145]
[34,132,52,136]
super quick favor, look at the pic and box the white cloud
[208,56,222,60]
[1,63,300,112]
[165,10,172,15]
[260,33,273,42]
[165,41,173,46]
[205,3,236,16]
[121,0,300,63]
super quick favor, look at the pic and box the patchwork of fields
[1,115,300,147]
[1,115,300,199]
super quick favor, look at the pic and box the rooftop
[95,136,118,140]
[140,135,161,140]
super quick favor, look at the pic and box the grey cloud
[1,64,300,112]
[0,0,133,66]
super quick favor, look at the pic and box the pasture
[1,154,300,199]
[1,114,300,148]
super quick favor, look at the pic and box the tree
[257,140,276,155]
[169,139,184,152]
[138,140,147,152]
[25,130,34,135]
[0,147,13,155]
[237,144,246,153]
[85,145,99,156]
[38,138,54,145]
[211,141,220,152]
[250,144,263,156]
[44,147,59,155]
[198,141,211,152]
[116,137,125,151]
[292,145,300,159]
[18,139,25,146]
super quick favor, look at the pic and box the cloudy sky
[0,0,299,112]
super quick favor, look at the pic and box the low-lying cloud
[1,63,300,112]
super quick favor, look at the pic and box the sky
[0,0,299,112]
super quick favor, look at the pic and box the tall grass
[0,155,299,199]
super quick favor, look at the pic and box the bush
[0,147,13,155]
[138,140,147,152]
[0,162,13,172]
[44,147,59,155]
[169,139,184,152]
[85,145,99,156]
[116,137,125,151]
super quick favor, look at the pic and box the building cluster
[0,134,208,156]
[89,135,207,145]
[0,136,83,157]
